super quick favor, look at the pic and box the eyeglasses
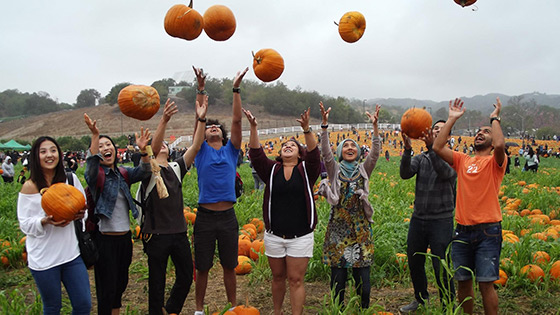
[206,124,221,129]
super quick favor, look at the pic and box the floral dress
[323,173,375,268]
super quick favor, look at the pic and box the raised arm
[192,66,206,137]
[490,97,506,166]
[183,95,208,167]
[242,108,260,149]
[152,99,178,156]
[363,104,381,174]
[297,107,317,151]
[84,113,100,155]
[433,98,464,165]
[231,67,249,149]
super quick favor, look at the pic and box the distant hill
[368,92,560,113]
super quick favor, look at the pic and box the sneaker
[399,300,420,313]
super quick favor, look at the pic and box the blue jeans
[30,256,91,315]
[452,222,502,282]
[407,217,455,304]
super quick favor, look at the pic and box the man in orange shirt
[433,98,506,315]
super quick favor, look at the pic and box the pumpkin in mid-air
[337,11,366,43]
[400,108,433,139]
[203,5,236,41]
[164,0,204,41]
[454,0,477,7]
[118,85,161,121]
[252,49,284,83]
[41,183,86,222]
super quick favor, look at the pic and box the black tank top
[270,165,311,236]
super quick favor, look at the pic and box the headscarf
[336,139,361,179]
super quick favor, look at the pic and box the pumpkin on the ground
[533,251,551,264]
[336,11,366,43]
[235,256,252,275]
[400,108,432,139]
[550,261,560,280]
[41,183,86,222]
[250,218,264,233]
[520,264,545,282]
[252,49,284,83]
[203,5,236,41]
[232,303,260,315]
[238,239,252,257]
[164,0,204,41]
[118,85,160,121]
[493,269,508,286]
[249,239,264,261]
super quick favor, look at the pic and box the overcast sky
[1,0,559,105]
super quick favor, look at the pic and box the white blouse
[17,173,85,271]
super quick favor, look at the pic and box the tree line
[2,78,560,138]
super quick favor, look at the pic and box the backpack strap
[66,172,74,186]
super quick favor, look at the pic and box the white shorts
[264,231,314,258]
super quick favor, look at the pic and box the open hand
[135,127,151,151]
[448,98,465,120]
[84,113,99,135]
[196,95,208,120]
[233,67,249,88]
[296,107,311,130]
[242,108,258,126]
[162,99,178,122]
[319,101,331,125]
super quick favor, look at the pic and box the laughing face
[39,140,59,171]
[205,123,223,141]
[341,140,359,162]
[474,126,493,151]
[99,137,116,167]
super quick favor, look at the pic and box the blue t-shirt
[195,140,240,204]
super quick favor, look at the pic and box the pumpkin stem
[334,21,339,26]
[39,187,48,195]
[252,51,262,64]
[188,0,193,9]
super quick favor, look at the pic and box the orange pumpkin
[41,183,86,222]
[549,261,560,280]
[242,224,257,235]
[520,264,545,282]
[238,239,252,257]
[164,0,204,41]
[337,11,366,43]
[184,211,197,225]
[118,85,160,121]
[0,169,3,175]
[250,218,264,233]
[1,256,8,267]
[532,251,551,264]
[502,233,519,244]
[212,311,236,315]
[232,304,260,315]
[203,5,236,41]
[241,228,257,241]
[493,269,508,286]
[249,239,264,261]
[400,108,432,139]
[235,255,252,275]
[454,0,477,7]
[252,49,284,83]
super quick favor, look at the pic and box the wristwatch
[490,117,501,124]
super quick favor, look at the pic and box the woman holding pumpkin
[84,114,152,315]
[17,136,91,314]
[318,101,381,309]
[245,106,321,315]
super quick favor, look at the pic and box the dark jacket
[249,146,321,232]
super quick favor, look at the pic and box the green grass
[2,157,560,313]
